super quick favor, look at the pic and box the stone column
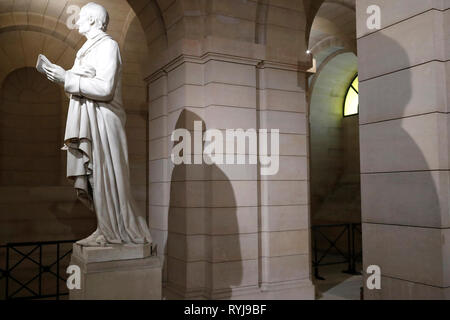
[146,38,314,299]
[357,0,450,299]
[257,62,314,298]
[147,70,170,290]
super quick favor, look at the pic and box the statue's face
[76,8,94,35]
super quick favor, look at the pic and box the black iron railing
[312,223,362,280]
[0,240,76,300]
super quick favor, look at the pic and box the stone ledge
[72,243,153,263]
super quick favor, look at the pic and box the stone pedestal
[69,243,162,300]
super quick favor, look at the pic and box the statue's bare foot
[76,230,107,247]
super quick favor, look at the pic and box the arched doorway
[306,0,362,300]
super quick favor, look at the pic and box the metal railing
[0,225,361,298]
[0,240,76,300]
[312,223,362,280]
[0,244,6,282]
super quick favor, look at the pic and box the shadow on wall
[49,200,96,241]
[360,33,440,298]
[165,109,242,299]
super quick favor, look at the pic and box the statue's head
[76,2,109,35]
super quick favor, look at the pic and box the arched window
[343,74,359,117]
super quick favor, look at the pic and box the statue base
[69,243,161,300]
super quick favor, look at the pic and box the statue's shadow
[164,109,242,298]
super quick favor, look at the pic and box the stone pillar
[147,70,170,290]
[357,0,450,299]
[257,62,314,298]
[146,38,314,299]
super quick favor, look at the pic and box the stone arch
[0,15,83,49]
[127,0,168,53]
[0,29,77,85]
[308,48,350,96]
[0,63,95,245]
[308,51,361,285]
[305,0,326,47]
[0,0,169,55]
[127,0,317,66]
[309,35,356,56]
[306,0,356,55]
[0,67,62,186]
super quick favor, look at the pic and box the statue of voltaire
[42,2,152,247]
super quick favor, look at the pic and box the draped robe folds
[62,31,152,244]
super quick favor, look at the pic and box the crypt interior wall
[0,0,325,300]
[0,1,154,299]
[0,0,358,300]
[0,67,62,186]
[0,67,95,245]
[0,0,448,301]
[0,0,152,246]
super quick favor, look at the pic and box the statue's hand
[43,64,66,85]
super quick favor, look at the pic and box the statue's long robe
[63,31,152,244]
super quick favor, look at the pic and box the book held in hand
[36,54,55,75]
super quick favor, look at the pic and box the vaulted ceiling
[0,0,358,83]
[0,0,145,84]
[309,0,356,54]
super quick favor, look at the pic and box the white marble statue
[41,2,152,247]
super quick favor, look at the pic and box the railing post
[343,223,360,275]
[39,244,42,296]
[352,223,356,273]
[313,227,326,280]
[313,227,319,279]
[56,243,60,300]
[347,223,352,273]
[5,246,9,300]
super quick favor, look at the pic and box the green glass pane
[352,76,359,92]
[344,87,359,116]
